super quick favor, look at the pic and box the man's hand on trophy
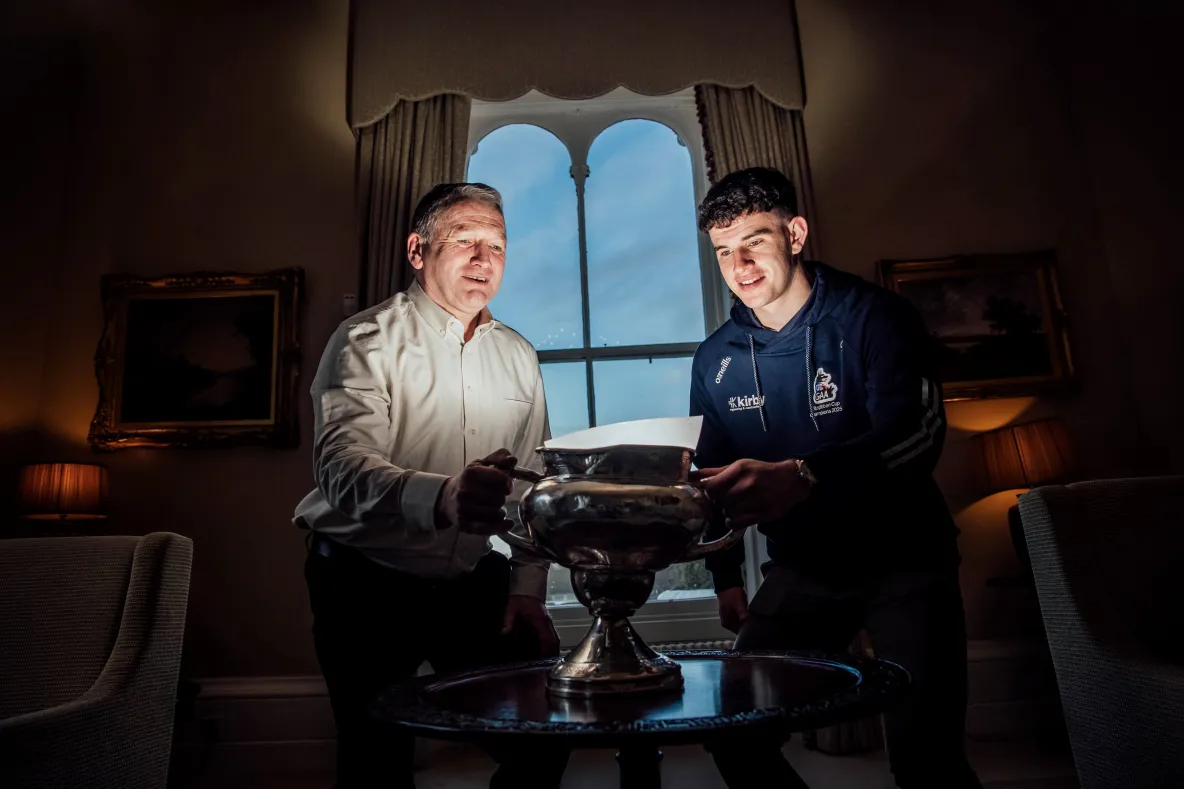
[473,447,518,475]
[436,449,518,536]
[692,458,810,528]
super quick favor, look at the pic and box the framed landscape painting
[877,251,1073,400]
[88,268,304,449]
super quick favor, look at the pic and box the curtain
[695,84,821,261]
[356,94,471,308]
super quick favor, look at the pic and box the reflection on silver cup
[502,445,746,697]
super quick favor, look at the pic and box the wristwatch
[795,459,817,486]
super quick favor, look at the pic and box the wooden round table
[372,650,908,788]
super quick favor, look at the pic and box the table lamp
[19,462,109,522]
[973,418,1077,571]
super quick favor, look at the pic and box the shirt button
[469,428,478,435]
[439,329,445,336]
[466,385,473,391]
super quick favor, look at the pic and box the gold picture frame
[877,251,1073,400]
[88,268,304,450]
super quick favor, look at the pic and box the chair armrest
[0,637,146,733]
[0,680,165,787]
[1113,653,1184,706]
[0,623,179,789]
[0,533,191,789]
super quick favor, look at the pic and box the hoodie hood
[731,260,834,349]
[729,262,849,432]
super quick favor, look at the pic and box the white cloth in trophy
[543,416,703,452]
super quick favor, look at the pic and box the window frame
[468,88,764,645]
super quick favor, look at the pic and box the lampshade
[974,418,1078,493]
[19,463,109,520]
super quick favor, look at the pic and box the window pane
[467,125,583,350]
[651,562,715,601]
[585,120,706,348]
[546,566,579,607]
[540,361,590,441]
[539,361,590,608]
[592,356,694,425]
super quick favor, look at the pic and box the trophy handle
[499,526,559,563]
[501,467,557,562]
[510,467,545,484]
[684,521,749,559]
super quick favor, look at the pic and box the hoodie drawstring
[748,335,768,433]
[806,325,820,431]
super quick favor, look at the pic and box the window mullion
[538,343,699,363]
[571,162,595,427]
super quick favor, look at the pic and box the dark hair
[410,182,503,243]
[696,167,799,232]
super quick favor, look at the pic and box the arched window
[585,119,705,428]
[586,119,705,348]
[467,90,734,621]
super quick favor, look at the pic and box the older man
[294,183,566,789]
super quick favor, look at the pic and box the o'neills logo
[728,394,765,412]
[715,356,732,384]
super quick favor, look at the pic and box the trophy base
[546,613,684,698]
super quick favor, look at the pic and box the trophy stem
[546,569,683,698]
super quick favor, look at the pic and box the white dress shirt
[293,281,551,599]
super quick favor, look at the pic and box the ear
[788,216,809,256]
[407,233,427,271]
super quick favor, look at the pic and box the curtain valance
[349,0,805,129]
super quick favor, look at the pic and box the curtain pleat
[356,94,471,307]
[696,84,821,261]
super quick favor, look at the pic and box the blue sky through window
[594,357,694,426]
[467,119,704,442]
[539,362,588,440]
[586,121,706,347]
[468,125,582,351]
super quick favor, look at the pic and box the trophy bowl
[502,444,746,698]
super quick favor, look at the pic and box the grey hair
[410,182,504,244]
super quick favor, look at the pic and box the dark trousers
[304,538,569,789]
[710,564,983,789]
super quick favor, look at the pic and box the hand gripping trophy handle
[503,466,747,563]
[498,467,559,561]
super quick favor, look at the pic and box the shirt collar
[407,280,497,341]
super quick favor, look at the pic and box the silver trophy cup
[503,444,746,697]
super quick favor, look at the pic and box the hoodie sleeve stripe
[880,378,943,462]
[887,433,936,470]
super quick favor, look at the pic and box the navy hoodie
[690,261,959,591]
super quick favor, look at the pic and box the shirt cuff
[508,562,549,600]
[399,471,450,535]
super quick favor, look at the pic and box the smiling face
[408,199,507,327]
[708,209,809,329]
